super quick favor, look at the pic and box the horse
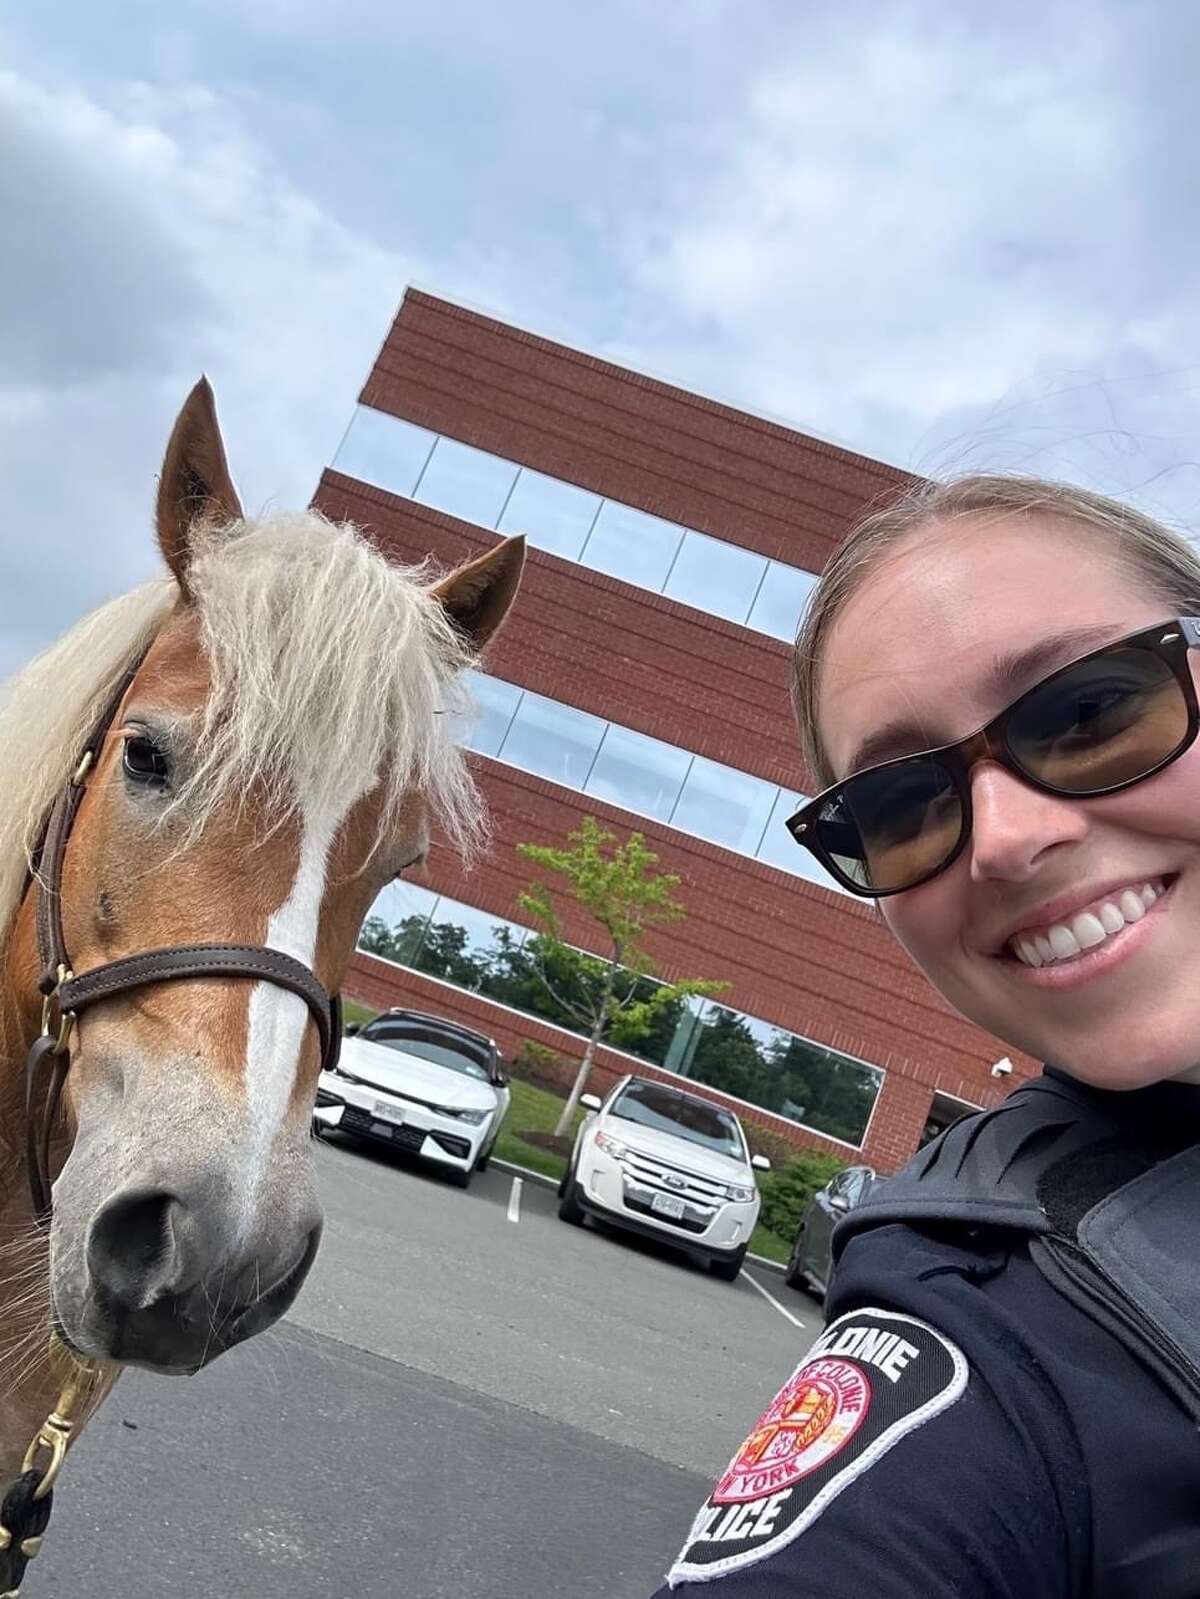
[0,379,523,1580]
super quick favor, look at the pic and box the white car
[558,1075,770,1280]
[313,1008,510,1189]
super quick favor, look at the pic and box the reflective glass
[580,502,685,590]
[333,406,436,499]
[357,879,440,965]
[499,694,607,789]
[413,438,519,528]
[459,673,523,757]
[746,560,819,642]
[414,899,524,991]
[663,532,767,624]
[498,470,601,561]
[670,756,777,855]
[584,725,692,823]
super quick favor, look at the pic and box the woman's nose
[968,760,1088,884]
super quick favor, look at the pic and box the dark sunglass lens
[817,757,963,893]
[1008,646,1189,793]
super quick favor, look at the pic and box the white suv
[558,1075,769,1280]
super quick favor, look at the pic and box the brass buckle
[38,967,75,1058]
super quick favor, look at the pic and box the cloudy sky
[5,2,1200,679]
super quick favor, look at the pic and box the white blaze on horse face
[241,799,350,1225]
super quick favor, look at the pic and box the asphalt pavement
[30,1135,818,1598]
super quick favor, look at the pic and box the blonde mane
[0,510,483,947]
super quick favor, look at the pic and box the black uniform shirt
[653,1083,1200,1598]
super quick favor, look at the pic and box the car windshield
[609,1081,745,1159]
[364,1022,492,1082]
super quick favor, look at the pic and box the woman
[653,475,1200,1598]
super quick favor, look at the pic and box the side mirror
[579,1093,603,1112]
[344,1023,360,1037]
[495,1073,510,1089]
[751,1154,771,1172]
[829,1192,850,1212]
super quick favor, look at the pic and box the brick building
[315,289,1034,1175]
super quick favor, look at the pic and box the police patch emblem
[668,1308,967,1587]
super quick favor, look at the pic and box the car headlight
[724,1184,757,1204]
[445,1106,490,1125]
[593,1130,630,1161]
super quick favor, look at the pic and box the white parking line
[507,1176,523,1224]
[742,1268,807,1329]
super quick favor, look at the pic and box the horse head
[3,380,523,1375]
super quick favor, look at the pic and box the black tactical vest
[833,1071,1200,1418]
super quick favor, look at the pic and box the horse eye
[123,735,170,787]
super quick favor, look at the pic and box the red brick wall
[323,290,1036,1174]
[361,290,916,573]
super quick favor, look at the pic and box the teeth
[1009,878,1168,968]
[1118,890,1146,923]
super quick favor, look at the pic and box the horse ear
[431,536,526,652]
[156,377,244,593]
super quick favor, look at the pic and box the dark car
[784,1164,875,1300]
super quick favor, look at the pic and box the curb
[490,1157,789,1277]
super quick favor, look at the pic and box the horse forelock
[178,509,484,860]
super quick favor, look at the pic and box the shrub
[507,1039,569,1095]
[757,1152,847,1241]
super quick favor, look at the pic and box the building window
[670,755,777,857]
[498,469,601,562]
[664,532,767,625]
[584,724,692,823]
[579,501,685,591]
[413,437,519,528]
[746,560,818,642]
[356,888,883,1147]
[498,694,607,789]
[460,675,523,758]
[332,406,826,645]
[333,408,436,500]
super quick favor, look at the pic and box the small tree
[517,817,727,1137]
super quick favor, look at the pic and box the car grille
[621,1149,729,1214]
[340,1106,426,1152]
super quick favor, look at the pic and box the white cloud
[0,69,418,677]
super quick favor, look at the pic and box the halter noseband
[24,655,342,1226]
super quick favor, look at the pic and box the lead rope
[0,1342,103,1596]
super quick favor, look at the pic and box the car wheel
[557,1175,586,1225]
[476,1149,490,1172]
[449,1165,473,1190]
[311,1119,325,1142]
[709,1246,747,1282]
[783,1233,808,1293]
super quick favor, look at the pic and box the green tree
[517,817,727,1136]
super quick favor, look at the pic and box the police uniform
[653,1070,1200,1597]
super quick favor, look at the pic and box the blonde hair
[0,511,483,946]
[792,474,1200,788]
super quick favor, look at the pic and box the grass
[492,1077,590,1182]
[342,997,381,1030]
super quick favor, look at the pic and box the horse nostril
[87,1188,187,1310]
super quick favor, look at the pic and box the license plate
[651,1192,686,1220]
[372,1100,406,1126]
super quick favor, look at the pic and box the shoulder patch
[668,1307,968,1587]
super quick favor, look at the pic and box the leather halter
[24,656,342,1226]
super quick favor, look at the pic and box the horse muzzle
[57,1185,322,1373]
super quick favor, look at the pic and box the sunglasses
[787,617,1200,898]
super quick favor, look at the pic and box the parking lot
[34,1136,818,1597]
